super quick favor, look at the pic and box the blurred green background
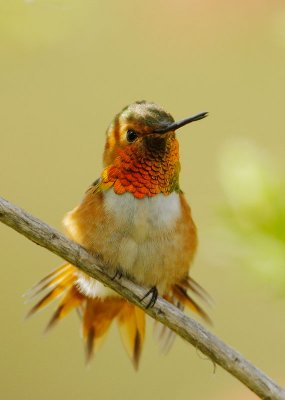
[1,1,285,399]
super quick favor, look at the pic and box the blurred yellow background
[1,1,285,399]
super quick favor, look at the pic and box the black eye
[126,129,138,143]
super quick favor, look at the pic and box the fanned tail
[26,265,146,368]
[27,267,210,365]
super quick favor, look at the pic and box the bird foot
[110,270,123,280]
[140,286,158,309]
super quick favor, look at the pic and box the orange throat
[101,136,181,199]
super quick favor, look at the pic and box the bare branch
[0,196,284,400]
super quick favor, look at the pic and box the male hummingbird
[27,101,209,368]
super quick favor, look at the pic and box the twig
[0,196,284,400]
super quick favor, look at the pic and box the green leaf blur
[218,140,285,291]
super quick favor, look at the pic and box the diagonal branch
[0,196,284,400]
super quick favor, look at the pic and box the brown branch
[0,196,284,400]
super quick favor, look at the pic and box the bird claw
[140,286,158,309]
[111,270,123,280]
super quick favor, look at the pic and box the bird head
[103,101,207,166]
[101,101,207,198]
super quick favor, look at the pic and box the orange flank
[27,101,209,368]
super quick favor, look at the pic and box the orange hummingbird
[27,101,209,368]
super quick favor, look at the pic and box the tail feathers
[153,296,183,354]
[45,286,84,332]
[26,263,81,327]
[25,263,75,300]
[172,284,212,325]
[117,303,145,370]
[154,276,211,353]
[26,273,77,318]
[180,276,213,306]
[82,298,124,362]
[27,266,210,367]
[27,264,146,368]
[83,299,145,368]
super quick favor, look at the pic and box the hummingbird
[26,101,209,369]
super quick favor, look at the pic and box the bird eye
[126,129,138,143]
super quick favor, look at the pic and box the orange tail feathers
[26,266,209,366]
[172,276,212,325]
[26,264,146,368]
[154,277,211,354]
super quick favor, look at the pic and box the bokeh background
[1,1,285,399]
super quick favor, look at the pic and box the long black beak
[153,111,208,134]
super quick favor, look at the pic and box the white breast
[105,191,182,288]
[103,190,181,240]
